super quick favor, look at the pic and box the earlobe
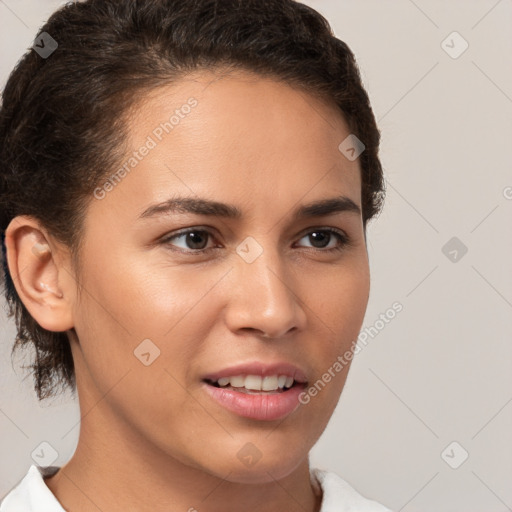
[4,216,74,332]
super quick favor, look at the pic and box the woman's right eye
[160,229,217,253]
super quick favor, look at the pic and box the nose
[224,243,307,339]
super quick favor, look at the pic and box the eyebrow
[138,195,361,221]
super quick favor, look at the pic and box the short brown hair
[0,0,385,401]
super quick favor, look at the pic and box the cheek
[70,258,219,463]
[77,249,211,338]
[331,273,369,343]
[300,258,370,401]
[71,251,231,400]
[310,257,370,343]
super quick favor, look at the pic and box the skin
[5,68,370,512]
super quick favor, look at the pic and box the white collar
[1,465,392,512]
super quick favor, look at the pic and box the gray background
[1,1,511,510]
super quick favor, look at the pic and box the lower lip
[202,382,305,421]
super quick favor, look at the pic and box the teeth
[230,375,245,388]
[213,374,295,391]
[245,375,262,391]
[262,375,278,391]
[217,377,230,387]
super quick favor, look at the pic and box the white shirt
[0,464,393,512]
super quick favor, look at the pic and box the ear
[4,215,75,332]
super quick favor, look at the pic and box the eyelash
[159,227,351,255]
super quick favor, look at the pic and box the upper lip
[202,361,308,384]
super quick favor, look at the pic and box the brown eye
[161,229,215,252]
[296,228,349,252]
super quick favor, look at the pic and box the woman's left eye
[160,227,349,254]
[296,228,349,251]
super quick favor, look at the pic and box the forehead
[91,68,362,224]
[133,68,352,149]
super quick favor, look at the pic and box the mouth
[203,374,301,394]
[201,363,308,421]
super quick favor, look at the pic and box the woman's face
[58,69,370,482]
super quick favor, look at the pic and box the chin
[204,447,308,485]
[222,464,304,485]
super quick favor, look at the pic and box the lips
[202,362,309,421]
